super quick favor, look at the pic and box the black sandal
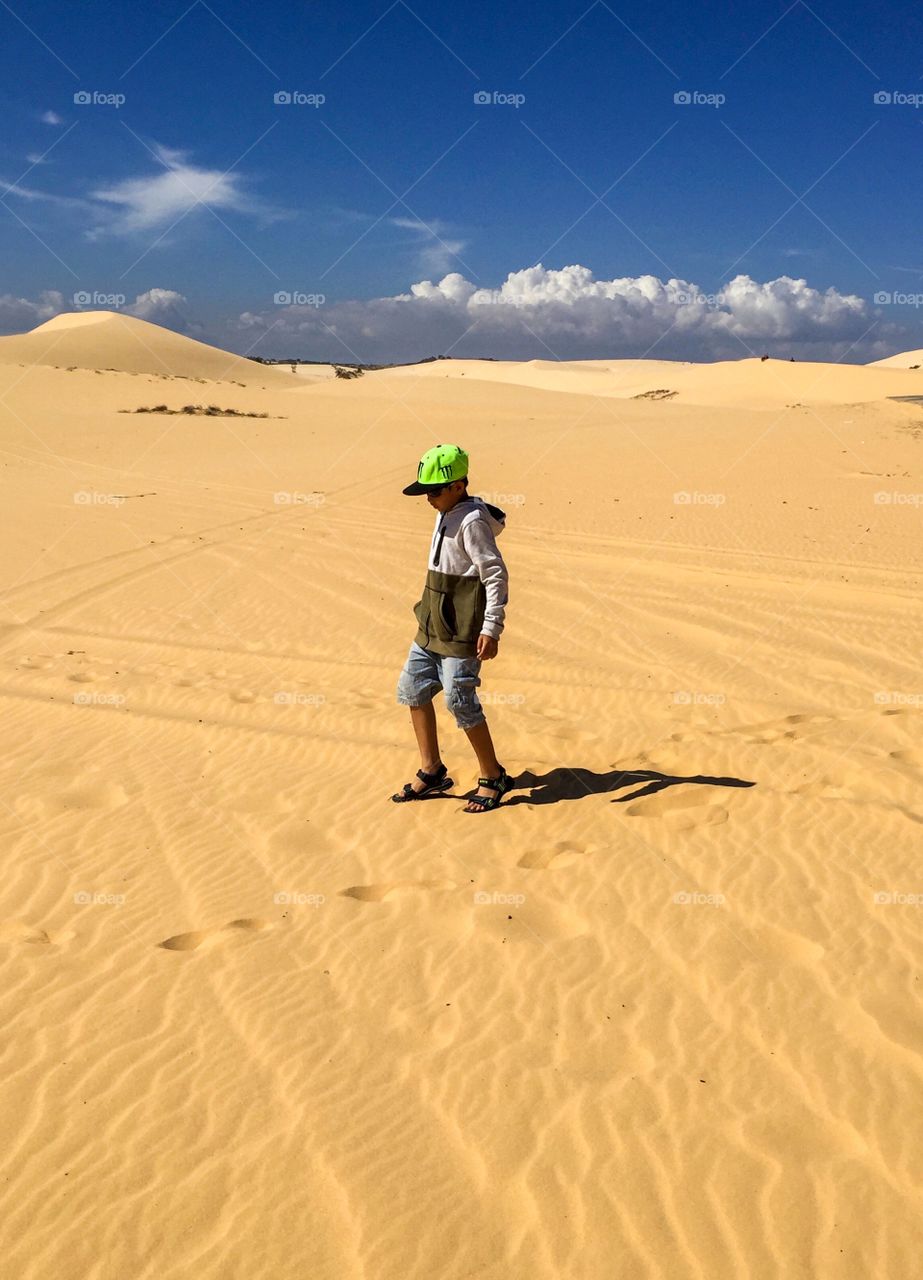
[463,766,512,813]
[391,762,453,803]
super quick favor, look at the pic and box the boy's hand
[476,634,499,660]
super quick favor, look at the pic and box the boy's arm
[462,516,508,641]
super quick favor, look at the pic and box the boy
[392,443,512,813]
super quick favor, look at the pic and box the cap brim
[402,481,437,495]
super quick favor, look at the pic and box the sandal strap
[466,793,498,809]
[476,768,507,792]
[417,764,446,784]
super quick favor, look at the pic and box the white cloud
[0,288,197,337]
[89,143,267,236]
[0,290,66,333]
[40,110,64,125]
[0,267,902,363]
[125,288,199,334]
[235,265,895,364]
[388,216,468,274]
[2,142,284,240]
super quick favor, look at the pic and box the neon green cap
[402,443,469,495]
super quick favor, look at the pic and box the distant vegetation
[119,404,281,418]
[248,354,499,372]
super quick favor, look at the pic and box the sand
[1,310,922,1278]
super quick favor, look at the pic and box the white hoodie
[412,495,509,655]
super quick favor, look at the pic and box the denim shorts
[396,641,485,730]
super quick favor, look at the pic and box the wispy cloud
[388,215,467,273]
[2,142,289,241]
[40,110,64,125]
[0,176,90,210]
[89,143,277,237]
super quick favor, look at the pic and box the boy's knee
[396,672,437,707]
[445,680,484,729]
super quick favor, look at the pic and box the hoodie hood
[462,494,506,536]
[428,495,506,562]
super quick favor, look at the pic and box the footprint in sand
[752,923,825,967]
[627,789,728,829]
[47,776,130,812]
[340,879,457,903]
[0,918,75,946]
[518,840,597,870]
[158,917,271,952]
[736,712,834,745]
[859,996,923,1055]
[789,775,853,799]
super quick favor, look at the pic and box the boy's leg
[410,702,442,774]
[462,720,504,811]
[396,643,447,794]
[442,655,506,808]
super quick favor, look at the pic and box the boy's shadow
[504,766,755,806]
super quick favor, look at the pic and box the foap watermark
[874,691,923,708]
[273,291,325,307]
[873,292,923,307]
[74,291,125,308]
[673,690,726,707]
[474,90,525,108]
[274,691,326,706]
[674,288,730,307]
[480,691,526,707]
[74,89,125,108]
[472,293,534,309]
[74,491,125,506]
[273,90,325,107]
[674,490,726,506]
[473,890,526,906]
[273,491,325,506]
[873,490,923,505]
[74,890,126,906]
[674,90,725,108]
[873,890,923,906]
[73,691,125,707]
[873,91,923,107]
[273,891,325,908]
[673,891,725,906]
[479,490,526,507]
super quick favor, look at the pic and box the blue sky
[2,0,923,361]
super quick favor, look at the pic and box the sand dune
[382,353,923,408]
[0,310,302,384]
[869,346,923,370]
[1,315,922,1278]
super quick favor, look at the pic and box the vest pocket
[413,595,431,638]
[430,588,455,642]
[414,587,454,642]
[416,574,486,646]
